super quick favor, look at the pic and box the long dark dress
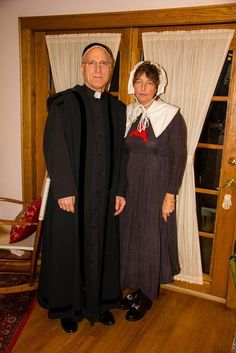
[38,85,126,322]
[119,111,187,300]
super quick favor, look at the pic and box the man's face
[81,47,112,92]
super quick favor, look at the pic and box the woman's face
[133,73,157,106]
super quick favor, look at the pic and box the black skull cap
[82,42,113,58]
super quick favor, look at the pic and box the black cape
[38,85,126,322]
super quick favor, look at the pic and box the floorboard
[11,288,236,353]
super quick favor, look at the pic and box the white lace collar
[125,99,179,138]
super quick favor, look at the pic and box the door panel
[211,47,236,297]
[195,48,236,297]
[136,27,236,298]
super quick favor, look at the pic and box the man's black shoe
[60,317,78,333]
[120,290,139,310]
[99,310,115,325]
[125,293,152,321]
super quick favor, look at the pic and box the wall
[0,0,234,217]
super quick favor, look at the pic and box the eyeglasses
[82,60,112,69]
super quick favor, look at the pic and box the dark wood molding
[20,4,236,30]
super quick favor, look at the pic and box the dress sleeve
[166,112,187,195]
[43,102,78,200]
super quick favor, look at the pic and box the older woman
[119,61,187,321]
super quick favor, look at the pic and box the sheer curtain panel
[46,33,121,92]
[142,29,234,284]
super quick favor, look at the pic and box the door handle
[228,157,236,166]
[223,178,236,188]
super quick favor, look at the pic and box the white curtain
[142,29,234,284]
[46,33,121,92]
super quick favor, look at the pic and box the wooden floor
[12,288,236,353]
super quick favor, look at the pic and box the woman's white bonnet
[127,61,167,97]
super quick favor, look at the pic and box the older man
[38,43,126,333]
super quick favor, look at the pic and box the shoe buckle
[127,294,133,301]
[132,303,140,310]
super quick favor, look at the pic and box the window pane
[194,148,222,190]
[48,67,55,96]
[196,193,217,233]
[109,52,120,92]
[199,102,227,145]
[214,51,233,96]
[200,237,213,275]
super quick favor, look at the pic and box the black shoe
[60,317,78,333]
[100,310,115,325]
[120,290,140,310]
[125,293,152,321]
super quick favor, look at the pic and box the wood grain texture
[11,288,236,353]
[19,4,236,30]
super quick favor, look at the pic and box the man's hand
[58,196,75,213]
[114,196,126,216]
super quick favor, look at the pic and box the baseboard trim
[162,284,226,304]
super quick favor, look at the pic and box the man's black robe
[38,85,126,323]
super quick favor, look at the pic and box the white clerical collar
[94,91,102,99]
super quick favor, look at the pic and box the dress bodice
[125,117,158,155]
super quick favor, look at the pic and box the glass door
[135,29,236,297]
[198,46,236,298]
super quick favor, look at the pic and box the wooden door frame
[19,4,236,303]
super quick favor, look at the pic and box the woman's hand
[58,196,75,213]
[162,193,175,222]
[114,196,126,216]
